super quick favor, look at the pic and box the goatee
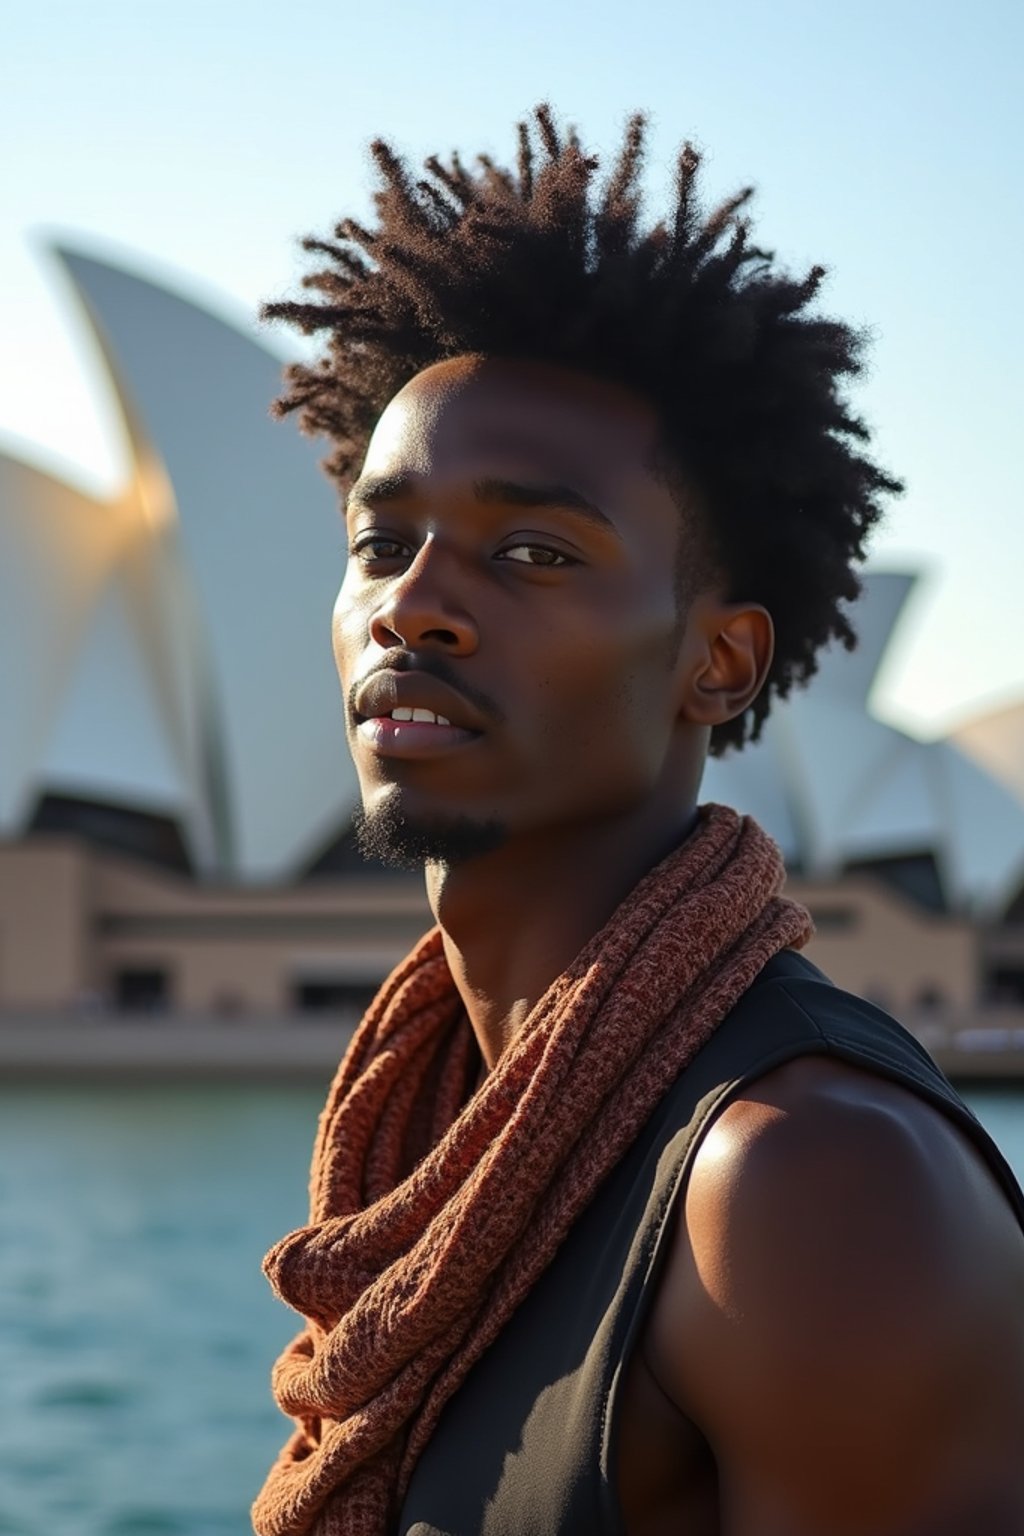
[352,799,507,872]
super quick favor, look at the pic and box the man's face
[333,355,705,868]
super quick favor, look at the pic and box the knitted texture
[252,804,812,1536]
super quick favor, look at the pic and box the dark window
[912,984,946,1011]
[985,966,1024,1007]
[846,853,947,914]
[293,980,379,1016]
[114,967,170,1013]
[29,794,191,874]
[806,905,858,933]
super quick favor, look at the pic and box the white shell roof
[53,248,357,880]
[0,451,223,867]
[954,700,1024,804]
[0,455,175,818]
[703,573,1024,915]
[37,549,184,813]
[2,244,1023,909]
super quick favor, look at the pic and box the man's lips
[352,670,490,735]
[355,714,482,760]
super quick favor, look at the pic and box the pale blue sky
[2,0,1021,737]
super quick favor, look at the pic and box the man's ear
[677,597,774,729]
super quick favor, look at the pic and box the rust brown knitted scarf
[252,804,812,1536]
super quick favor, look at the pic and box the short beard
[352,799,507,872]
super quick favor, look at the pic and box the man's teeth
[389,707,452,725]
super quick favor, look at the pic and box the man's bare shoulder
[643,1053,1024,1535]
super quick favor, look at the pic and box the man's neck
[425,801,699,1069]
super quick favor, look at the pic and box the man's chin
[352,801,507,872]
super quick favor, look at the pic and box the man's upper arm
[645,1056,1024,1536]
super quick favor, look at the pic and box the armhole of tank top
[597,1027,835,1535]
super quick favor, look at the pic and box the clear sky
[3,0,1021,738]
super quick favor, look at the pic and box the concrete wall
[792,875,976,1012]
[0,835,432,1014]
[0,840,91,1006]
[0,834,990,1021]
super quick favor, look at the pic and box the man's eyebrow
[345,473,417,511]
[345,472,618,537]
[471,478,617,535]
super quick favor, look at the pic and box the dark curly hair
[263,106,901,753]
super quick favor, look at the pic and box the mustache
[347,651,505,727]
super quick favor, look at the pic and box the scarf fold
[252,804,813,1536]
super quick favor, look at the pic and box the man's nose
[367,540,478,656]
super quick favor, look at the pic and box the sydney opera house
[2,246,1024,1070]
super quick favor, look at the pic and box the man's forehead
[361,355,663,491]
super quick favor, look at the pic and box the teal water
[1,1082,1022,1536]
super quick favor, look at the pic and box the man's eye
[496,544,573,568]
[351,536,408,563]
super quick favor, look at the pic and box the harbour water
[2,1082,1022,1536]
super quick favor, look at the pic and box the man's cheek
[332,601,365,678]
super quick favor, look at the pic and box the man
[253,110,1024,1536]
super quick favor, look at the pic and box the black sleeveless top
[398,951,1024,1536]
